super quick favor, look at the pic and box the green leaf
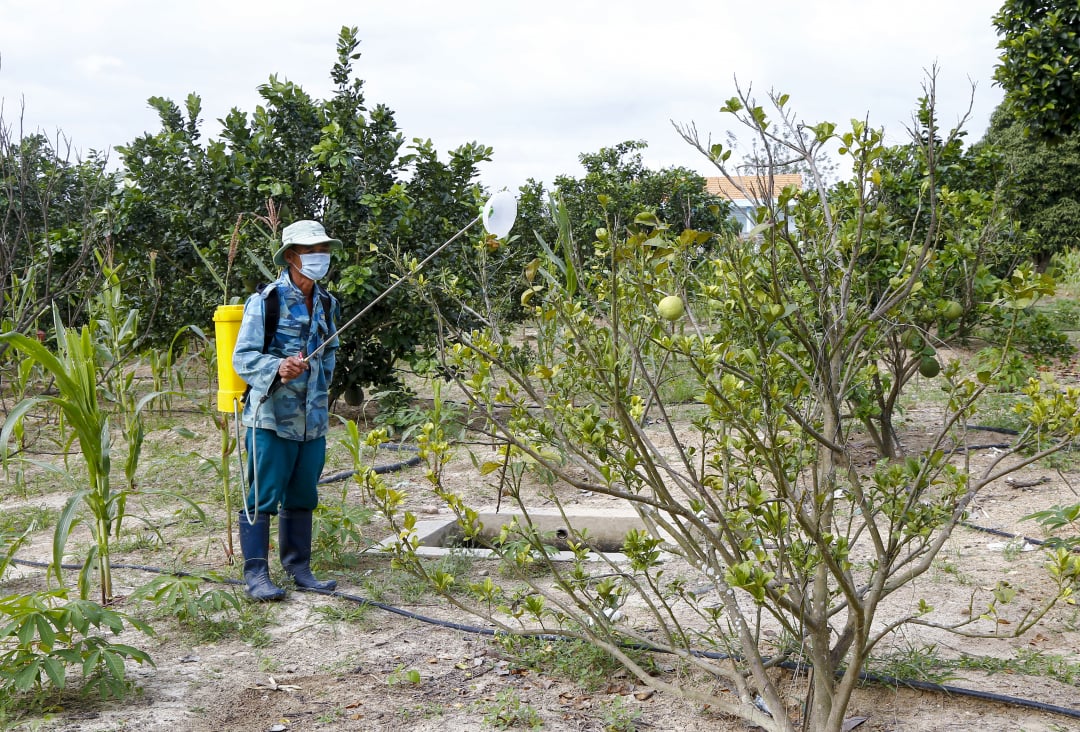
[53,491,90,587]
[479,461,504,475]
[14,659,42,691]
[633,211,661,227]
[0,396,48,459]
[42,656,66,688]
[721,97,744,113]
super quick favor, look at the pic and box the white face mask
[296,252,331,281]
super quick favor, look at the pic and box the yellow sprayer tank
[213,304,247,413]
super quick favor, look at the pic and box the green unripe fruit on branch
[943,300,964,321]
[900,330,923,350]
[344,384,364,406]
[658,295,685,321]
[919,357,941,378]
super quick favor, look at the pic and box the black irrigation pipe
[961,520,1080,554]
[9,556,1080,722]
[317,442,421,485]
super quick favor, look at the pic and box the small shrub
[313,496,374,566]
[130,574,242,626]
[495,634,637,691]
[600,695,643,732]
[970,347,1036,392]
[1010,310,1074,361]
[480,688,542,730]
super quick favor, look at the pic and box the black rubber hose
[317,443,421,485]
[9,557,1080,721]
[960,520,1080,554]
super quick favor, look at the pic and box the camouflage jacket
[233,271,339,441]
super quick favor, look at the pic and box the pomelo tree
[994,0,1080,141]
[109,26,494,399]
[370,79,1080,731]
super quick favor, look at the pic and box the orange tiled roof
[705,174,803,201]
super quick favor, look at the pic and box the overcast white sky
[1,0,1005,192]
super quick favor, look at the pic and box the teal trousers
[244,428,325,514]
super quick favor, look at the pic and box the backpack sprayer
[213,192,518,520]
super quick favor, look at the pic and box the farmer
[233,220,342,601]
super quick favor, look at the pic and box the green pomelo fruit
[900,330,923,350]
[344,385,364,406]
[658,295,685,321]
[919,357,941,378]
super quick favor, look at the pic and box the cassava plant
[0,589,153,710]
[375,79,1080,732]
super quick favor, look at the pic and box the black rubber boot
[279,508,337,591]
[238,512,286,601]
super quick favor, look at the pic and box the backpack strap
[316,286,334,335]
[242,283,333,404]
[241,283,280,404]
[256,283,281,354]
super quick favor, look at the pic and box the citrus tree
[994,0,1080,141]
[109,26,492,399]
[371,80,1080,732]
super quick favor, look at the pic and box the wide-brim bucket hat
[273,220,343,266]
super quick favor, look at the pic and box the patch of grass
[1036,296,1080,334]
[0,504,58,535]
[184,600,274,647]
[316,706,346,724]
[361,564,432,603]
[968,391,1026,433]
[398,702,446,721]
[951,648,1080,686]
[866,643,955,683]
[1001,539,1026,561]
[1037,446,1080,472]
[599,695,643,731]
[495,633,652,691]
[868,645,1080,689]
[312,599,373,626]
[932,556,973,585]
[113,529,166,554]
[430,549,476,583]
[658,368,700,405]
[361,551,476,603]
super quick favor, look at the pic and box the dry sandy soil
[3,367,1080,732]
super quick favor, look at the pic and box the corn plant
[172,380,240,563]
[92,255,149,493]
[1,306,120,602]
